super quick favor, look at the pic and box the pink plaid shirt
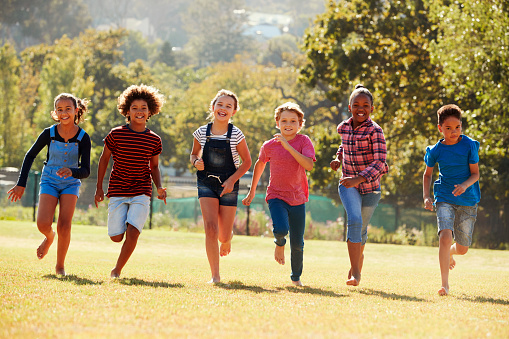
[336,117,389,194]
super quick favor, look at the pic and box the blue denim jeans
[436,202,477,247]
[268,199,306,282]
[339,185,381,244]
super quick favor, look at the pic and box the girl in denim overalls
[190,89,252,283]
[8,93,91,276]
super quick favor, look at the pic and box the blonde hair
[274,102,306,127]
[207,89,239,121]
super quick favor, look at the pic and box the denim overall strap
[46,125,81,170]
[198,123,236,182]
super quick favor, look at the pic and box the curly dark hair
[117,84,165,122]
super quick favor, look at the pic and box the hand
[56,167,72,179]
[94,188,105,208]
[330,159,341,171]
[339,176,364,188]
[452,184,467,197]
[219,178,235,197]
[157,187,167,205]
[423,197,434,211]
[242,191,255,206]
[193,158,204,171]
[273,133,291,150]
[7,186,25,202]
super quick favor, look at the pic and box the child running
[243,102,315,286]
[190,89,251,283]
[7,93,91,276]
[423,104,480,296]
[94,84,167,278]
[330,84,388,286]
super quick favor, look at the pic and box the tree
[181,0,252,66]
[300,0,444,207]
[0,0,91,50]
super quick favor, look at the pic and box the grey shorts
[436,202,477,247]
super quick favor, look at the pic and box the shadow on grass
[43,274,103,285]
[216,280,279,294]
[117,277,184,289]
[354,288,427,302]
[457,295,509,305]
[279,286,347,298]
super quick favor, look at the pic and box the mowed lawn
[1,220,508,338]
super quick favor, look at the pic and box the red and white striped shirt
[336,117,388,194]
[104,125,162,197]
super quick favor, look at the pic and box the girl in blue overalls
[8,93,91,276]
[190,89,251,283]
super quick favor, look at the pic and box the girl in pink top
[243,102,316,286]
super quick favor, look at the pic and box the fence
[1,168,436,232]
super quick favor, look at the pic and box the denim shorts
[107,195,151,237]
[436,201,477,247]
[39,168,81,198]
[197,177,239,206]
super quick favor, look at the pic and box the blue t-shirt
[424,135,481,206]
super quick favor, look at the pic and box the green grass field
[1,220,508,338]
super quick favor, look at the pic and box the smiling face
[349,93,373,128]
[212,95,236,122]
[53,98,78,125]
[276,110,302,140]
[127,99,150,129]
[438,116,462,145]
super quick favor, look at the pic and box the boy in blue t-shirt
[423,104,481,296]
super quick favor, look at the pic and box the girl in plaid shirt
[330,84,388,286]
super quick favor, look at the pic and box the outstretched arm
[94,145,111,208]
[220,139,252,197]
[242,159,266,206]
[423,165,434,211]
[150,154,167,204]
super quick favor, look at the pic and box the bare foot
[37,231,55,259]
[438,286,449,296]
[208,277,220,284]
[220,232,233,257]
[449,256,456,270]
[346,275,360,286]
[292,280,303,287]
[274,245,285,265]
[55,267,66,276]
[348,254,364,279]
[110,269,120,278]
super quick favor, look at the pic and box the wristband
[193,158,199,166]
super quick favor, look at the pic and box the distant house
[242,11,293,41]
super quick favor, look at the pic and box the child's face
[53,98,77,124]
[213,95,236,122]
[438,116,462,145]
[276,110,302,139]
[127,99,150,126]
[349,93,373,127]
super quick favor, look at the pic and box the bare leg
[438,230,453,295]
[54,194,78,276]
[36,194,58,260]
[348,244,365,279]
[110,224,140,278]
[199,198,221,283]
[346,240,361,286]
[274,245,285,265]
[218,205,236,257]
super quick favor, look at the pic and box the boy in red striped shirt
[94,84,167,278]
